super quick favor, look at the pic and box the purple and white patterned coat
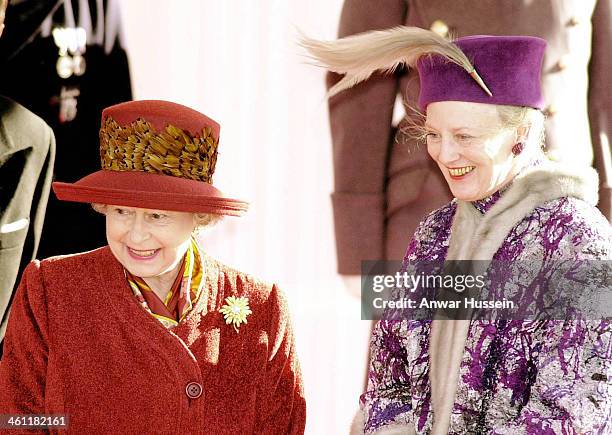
[355,162,612,434]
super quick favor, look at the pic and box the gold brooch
[220,296,252,333]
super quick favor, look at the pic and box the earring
[512,142,525,156]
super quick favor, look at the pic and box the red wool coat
[0,247,306,434]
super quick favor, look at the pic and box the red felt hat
[52,100,248,216]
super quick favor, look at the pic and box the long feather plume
[301,26,492,98]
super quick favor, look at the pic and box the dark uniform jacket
[0,0,132,259]
[0,96,55,355]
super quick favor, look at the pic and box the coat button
[430,20,449,38]
[567,16,581,27]
[186,382,203,399]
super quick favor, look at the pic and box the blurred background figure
[0,0,56,358]
[328,0,612,283]
[0,0,132,258]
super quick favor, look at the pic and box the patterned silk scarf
[125,238,205,329]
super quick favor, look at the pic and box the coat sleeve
[327,0,408,275]
[0,260,49,435]
[588,0,612,222]
[356,229,430,434]
[254,284,306,434]
[491,318,612,434]
[357,319,417,434]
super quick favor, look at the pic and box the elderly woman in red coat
[0,100,306,434]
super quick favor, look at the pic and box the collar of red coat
[97,245,221,330]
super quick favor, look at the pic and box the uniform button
[543,103,558,118]
[556,54,571,71]
[567,16,581,27]
[430,20,449,38]
[186,382,203,399]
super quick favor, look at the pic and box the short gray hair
[399,102,546,158]
[193,213,223,233]
[91,204,223,233]
[495,105,545,149]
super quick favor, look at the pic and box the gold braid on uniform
[99,117,219,183]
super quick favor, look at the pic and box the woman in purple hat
[306,28,611,434]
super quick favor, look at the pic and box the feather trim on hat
[301,26,491,97]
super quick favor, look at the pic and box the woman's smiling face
[105,206,196,284]
[425,101,520,201]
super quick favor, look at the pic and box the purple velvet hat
[417,35,546,111]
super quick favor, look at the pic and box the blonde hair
[495,105,545,150]
[399,103,546,158]
[91,204,223,233]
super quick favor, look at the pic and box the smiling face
[425,101,522,201]
[105,206,196,291]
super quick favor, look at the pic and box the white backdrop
[120,1,371,433]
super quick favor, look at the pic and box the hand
[598,186,611,223]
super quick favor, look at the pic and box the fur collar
[446,162,599,261]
